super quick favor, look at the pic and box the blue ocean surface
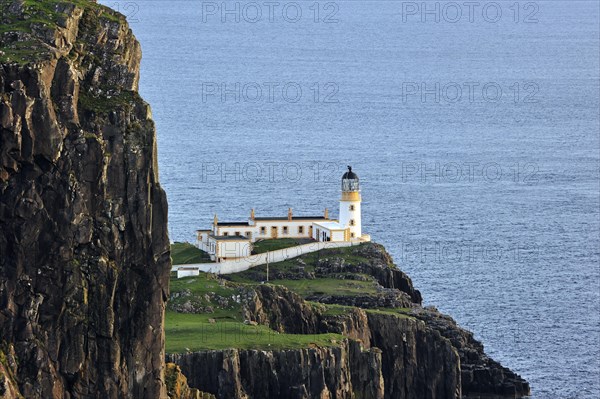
[99,1,600,397]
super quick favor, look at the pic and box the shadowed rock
[0,1,170,397]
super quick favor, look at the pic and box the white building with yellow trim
[197,166,370,262]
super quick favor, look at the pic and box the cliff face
[0,1,170,398]
[165,363,216,399]
[169,299,460,399]
[167,341,385,399]
[167,244,530,399]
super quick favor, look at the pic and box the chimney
[324,208,329,219]
[288,207,293,221]
[250,208,255,220]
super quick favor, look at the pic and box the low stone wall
[174,240,368,277]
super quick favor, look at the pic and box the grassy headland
[165,240,415,353]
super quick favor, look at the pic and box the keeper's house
[197,166,369,262]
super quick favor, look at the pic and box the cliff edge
[166,243,530,399]
[0,1,170,397]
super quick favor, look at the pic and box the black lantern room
[341,166,359,192]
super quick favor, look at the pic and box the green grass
[1,0,123,31]
[226,250,325,283]
[78,90,138,114]
[315,303,354,316]
[169,274,238,312]
[312,303,414,319]
[165,311,344,352]
[252,238,313,254]
[163,243,412,353]
[269,277,379,297]
[227,243,378,284]
[167,275,345,352]
[0,0,122,35]
[170,275,235,302]
[225,258,308,284]
[171,242,213,265]
[366,308,414,319]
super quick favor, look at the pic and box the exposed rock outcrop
[0,1,170,398]
[241,284,320,333]
[306,287,413,309]
[314,243,422,304]
[320,307,372,345]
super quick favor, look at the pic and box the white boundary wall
[173,239,369,277]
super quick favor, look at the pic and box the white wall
[216,225,254,238]
[218,240,251,259]
[174,239,370,276]
[312,226,329,241]
[331,230,346,241]
[251,220,315,240]
[177,268,200,278]
[312,225,346,242]
[197,232,215,256]
[339,200,361,239]
[215,220,320,240]
[198,234,250,260]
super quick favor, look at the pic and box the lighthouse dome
[342,167,358,180]
[341,166,359,191]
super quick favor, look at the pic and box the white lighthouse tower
[339,166,361,240]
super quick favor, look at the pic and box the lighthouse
[195,165,370,262]
[339,166,362,239]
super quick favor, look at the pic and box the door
[271,226,278,239]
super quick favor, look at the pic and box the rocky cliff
[167,244,530,399]
[167,341,384,399]
[165,363,216,399]
[0,1,170,398]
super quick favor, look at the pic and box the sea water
[99,1,600,397]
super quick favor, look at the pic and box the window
[245,232,251,237]
[223,232,229,236]
[349,205,355,211]
[298,226,304,234]
[351,233,355,238]
[235,231,240,236]
[350,219,355,226]
[260,226,266,234]
[283,226,288,234]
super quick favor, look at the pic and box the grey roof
[254,216,329,221]
[342,171,358,180]
[217,222,250,226]
[209,234,250,241]
[342,166,359,180]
